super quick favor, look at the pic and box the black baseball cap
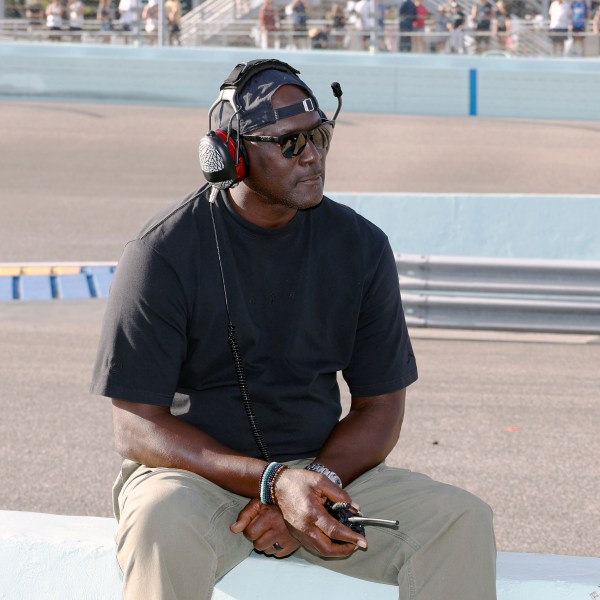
[211,59,324,134]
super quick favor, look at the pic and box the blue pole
[469,68,478,116]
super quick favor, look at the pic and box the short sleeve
[342,240,417,397]
[90,239,188,405]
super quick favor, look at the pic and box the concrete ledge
[1,510,599,599]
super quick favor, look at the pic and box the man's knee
[118,475,201,551]
[116,469,250,579]
[437,484,495,539]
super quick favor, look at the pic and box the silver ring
[273,542,283,552]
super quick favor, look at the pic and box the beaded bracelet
[259,462,288,505]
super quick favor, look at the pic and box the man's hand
[231,499,301,557]
[273,468,368,558]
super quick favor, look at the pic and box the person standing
[431,4,451,53]
[118,0,139,39]
[97,0,113,42]
[354,0,374,50]
[548,0,572,55]
[258,0,279,49]
[329,2,347,48]
[412,0,430,53]
[45,0,64,40]
[286,0,309,49]
[446,1,466,53]
[398,0,417,51]
[471,0,496,53]
[25,0,44,33]
[165,0,182,45]
[141,0,159,44]
[570,0,589,55]
[67,0,84,41]
[494,0,511,50]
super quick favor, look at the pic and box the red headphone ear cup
[198,129,248,189]
[214,129,247,183]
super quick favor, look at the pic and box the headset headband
[220,59,301,93]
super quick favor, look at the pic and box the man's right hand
[273,468,368,557]
[231,499,301,557]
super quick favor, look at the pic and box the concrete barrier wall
[330,193,600,260]
[1,43,600,120]
[2,511,600,600]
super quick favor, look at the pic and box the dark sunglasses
[242,120,334,159]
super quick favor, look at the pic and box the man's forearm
[311,388,406,487]
[112,399,266,498]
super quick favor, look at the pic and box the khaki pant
[114,459,497,600]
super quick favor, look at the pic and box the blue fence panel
[83,266,115,298]
[0,277,14,300]
[56,273,94,299]
[20,275,53,300]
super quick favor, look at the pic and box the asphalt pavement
[1,100,599,558]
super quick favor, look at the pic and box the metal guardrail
[2,257,599,334]
[396,255,600,334]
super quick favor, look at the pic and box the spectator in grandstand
[446,1,466,53]
[327,2,347,48]
[430,4,451,52]
[373,1,389,51]
[286,0,309,49]
[548,0,571,54]
[398,0,417,51]
[412,0,430,53]
[141,0,159,43]
[506,0,527,18]
[97,0,113,39]
[45,0,64,40]
[258,0,279,49]
[353,0,374,50]
[308,24,331,48]
[165,0,181,45]
[594,5,600,34]
[570,0,588,55]
[67,0,85,41]
[493,0,511,50]
[118,0,138,36]
[471,0,496,52]
[25,0,44,32]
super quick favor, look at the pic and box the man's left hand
[231,498,301,557]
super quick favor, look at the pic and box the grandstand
[1,0,599,56]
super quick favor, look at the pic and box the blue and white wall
[332,193,600,260]
[1,43,600,120]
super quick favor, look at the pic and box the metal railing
[179,0,261,46]
[397,255,600,334]
[2,257,599,333]
[2,15,600,56]
[0,18,164,44]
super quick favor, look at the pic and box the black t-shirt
[91,185,418,461]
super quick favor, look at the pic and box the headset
[198,59,343,190]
